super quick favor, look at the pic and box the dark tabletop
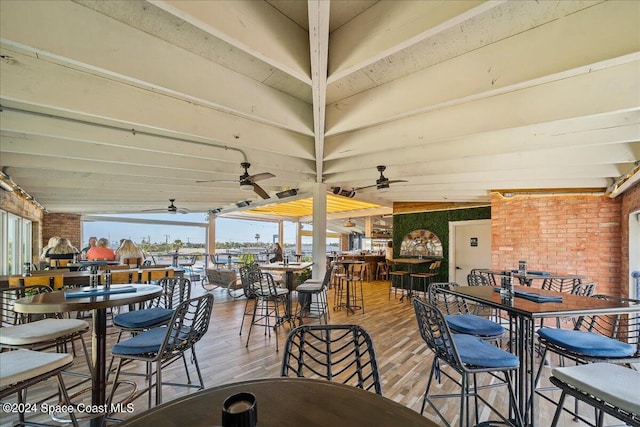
[119,378,440,427]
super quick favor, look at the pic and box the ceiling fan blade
[252,183,271,199]
[196,179,239,184]
[176,208,189,214]
[248,172,275,183]
[354,184,377,191]
[140,208,165,212]
[387,179,408,184]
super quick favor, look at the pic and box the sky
[82,213,300,246]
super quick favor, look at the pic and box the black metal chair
[535,295,640,418]
[245,271,289,352]
[108,293,214,407]
[238,264,261,337]
[413,298,522,427]
[280,324,382,395]
[429,283,505,341]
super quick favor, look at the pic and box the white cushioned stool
[0,349,79,427]
[550,363,640,427]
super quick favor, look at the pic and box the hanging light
[343,218,355,227]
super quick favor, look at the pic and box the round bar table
[119,377,440,427]
[13,284,163,427]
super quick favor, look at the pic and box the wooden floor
[1,279,617,427]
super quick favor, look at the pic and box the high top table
[441,285,640,427]
[13,284,163,427]
[119,377,439,427]
[260,262,313,319]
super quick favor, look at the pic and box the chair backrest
[540,276,583,293]
[0,285,53,326]
[158,293,214,359]
[140,268,174,283]
[21,275,64,290]
[256,272,281,297]
[318,265,334,290]
[575,295,639,350]
[151,277,192,309]
[280,324,383,395]
[469,269,497,286]
[102,270,139,285]
[348,263,365,280]
[572,281,596,297]
[413,298,462,370]
[239,264,261,299]
[428,282,470,315]
[467,273,491,287]
[122,257,143,268]
[50,259,71,268]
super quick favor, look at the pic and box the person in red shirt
[85,237,116,261]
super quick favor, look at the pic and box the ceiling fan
[355,165,408,191]
[196,162,275,199]
[142,199,188,214]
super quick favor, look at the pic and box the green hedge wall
[393,207,491,281]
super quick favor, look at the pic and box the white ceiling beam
[326,0,640,134]
[307,0,330,183]
[0,49,315,160]
[323,112,640,175]
[327,0,494,82]
[0,1,312,134]
[324,62,640,161]
[151,0,311,84]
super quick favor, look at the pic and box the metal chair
[413,298,522,427]
[0,285,91,374]
[429,283,505,341]
[535,295,640,415]
[338,262,366,314]
[108,293,214,407]
[244,271,290,351]
[549,363,640,427]
[280,324,382,395]
[0,349,80,427]
[238,264,261,336]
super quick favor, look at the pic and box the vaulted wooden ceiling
[1,0,638,216]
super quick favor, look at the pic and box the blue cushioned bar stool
[108,294,214,408]
[429,283,505,341]
[413,298,522,427]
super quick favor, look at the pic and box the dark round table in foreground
[119,377,440,427]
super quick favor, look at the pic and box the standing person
[270,242,283,263]
[385,241,393,260]
[115,239,145,264]
[86,238,116,261]
[80,236,97,260]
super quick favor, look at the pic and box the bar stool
[410,260,441,299]
[376,261,388,281]
[389,270,409,300]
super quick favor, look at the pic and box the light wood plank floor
[1,279,619,426]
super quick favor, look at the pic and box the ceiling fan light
[344,218,355,227]
[240,183,254,191]
[377,183,390,192]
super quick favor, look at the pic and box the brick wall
[491,193,622,296]
[42,213,82,250]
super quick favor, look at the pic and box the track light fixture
[276,188,298,199]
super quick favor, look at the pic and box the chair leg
[550,390,568,427]
[55,372,80,427]
[245,298,259,347]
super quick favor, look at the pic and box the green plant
[295,267,312,284]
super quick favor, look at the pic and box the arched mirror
[400,229,443,257]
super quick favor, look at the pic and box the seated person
[80,236,97,259]
[270,242,283,263]
[40,236,60,262]
[86,238,117,261]
[115,239,145,265]
[45,237,79,267]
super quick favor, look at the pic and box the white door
[450,220,491,284]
